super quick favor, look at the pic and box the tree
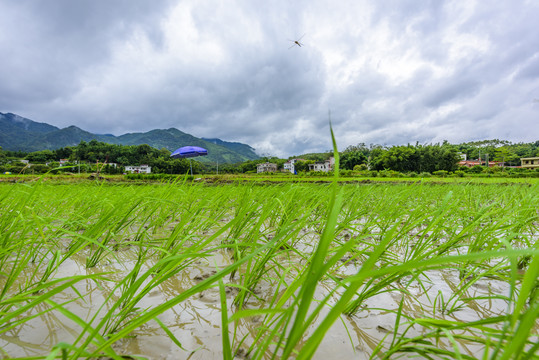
[31,164,51,174]
[25,150,55,163]
[376,146,416,172]
[294,160,313,173]
[0,146,6,165]
[493,147,518,166]
[341,151,367,170]
[469,165,484,174]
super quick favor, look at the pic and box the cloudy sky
[1,1,538,157]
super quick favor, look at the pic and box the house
[458,160,481,168]
[521,157,539,169]
[257,162,277,173]
[125,165,151,174]
[283,158,304,174]
[308,157,335,172]
[458,160,501,168]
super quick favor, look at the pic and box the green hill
[0,112,259,163]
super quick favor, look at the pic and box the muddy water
[0,224,531,360]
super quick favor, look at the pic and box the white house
[308,157,335,172]
[283,158,304,174]
[125,165,151,174]
[257,162,277,173]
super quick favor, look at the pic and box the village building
[256,162,277,173]
[125,165,151,174]
[283,158,304,174]
[521,157,539,169]
[308,157,335,172]
[458,160,501,168]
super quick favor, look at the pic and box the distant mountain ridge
[0,112,259,163]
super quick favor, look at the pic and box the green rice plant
[0,273,106,336]
[217,168,537,359]
[221,123,346,359]
[1,161,537,359]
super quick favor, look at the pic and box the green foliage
[25,150,56,163]
[469,165,484,173]
[353,164,368,171]
[457,139,539,166]
[1,113,260,163]
[340,150,367,170]
[30,164,52,174]
[370,143,461,173]
[293,160,312,173]
[2,137,539,177]
[433,170,449,177]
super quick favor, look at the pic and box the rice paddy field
[0,176,538,359]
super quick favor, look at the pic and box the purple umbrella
[171,146,208,159]
[171,146,208,174]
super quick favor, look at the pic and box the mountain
[202,138,258,160]
[116,128,259,163]
[0,112,60,150]
[0,112,259,163]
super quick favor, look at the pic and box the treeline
[0,140,194,174]
[455,139,539,166]
[299,140,539,173]
[205,143,462,174]
[341,142,460,172]
[1,138,538,176]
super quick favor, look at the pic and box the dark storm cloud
[1,0,539,157]
[0,1,173,104]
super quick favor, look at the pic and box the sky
[1,0,539,157]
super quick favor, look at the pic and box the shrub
[32,164,51,174]
[433,170,448,177]
[353,164,368,171]
[469,165,484,174]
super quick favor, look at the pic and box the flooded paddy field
[0,180,537,359]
